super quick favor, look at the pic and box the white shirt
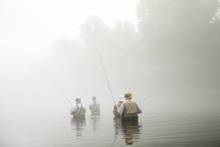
[70,103,85,114]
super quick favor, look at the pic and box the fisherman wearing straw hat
[118,93,142,121]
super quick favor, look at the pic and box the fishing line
[52,80,72,104]
[46,71,72,105]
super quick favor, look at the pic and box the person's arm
[70,105,76,114]
[116,103,120,110]
[113,105,116,111]
[136,103,142,114]
[70,107,73,114]
[117,103,125,115]
[81,104,86,112]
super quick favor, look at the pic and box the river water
[1,95,220,147]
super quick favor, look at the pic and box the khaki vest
[124,100,138,117]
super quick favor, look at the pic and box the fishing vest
[73,104,86,118]
[123,100,138,118]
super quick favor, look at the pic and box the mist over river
[1,0,220,146]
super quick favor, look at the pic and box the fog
[1,0,220,116]
[1,0,220,146]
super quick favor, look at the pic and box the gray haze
[1,0,220,147]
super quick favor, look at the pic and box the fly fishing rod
[53,81,72,104]
[96,48,115,104]
[47,72,72,105]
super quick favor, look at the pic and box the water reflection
[90,114,100,131]
[113,117,142,145]
[70,117,86,138]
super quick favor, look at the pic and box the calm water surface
[1,100,220,147]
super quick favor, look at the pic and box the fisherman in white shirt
[113,95,124,118]
[89,96,100,115]
[70,97,86,119]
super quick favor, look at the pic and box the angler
[89,96,100,115]
[113,95,124,118]
[118,93,142,121]
[70,97,86,119]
